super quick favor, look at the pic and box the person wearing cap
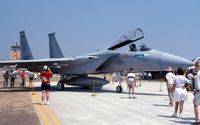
[165,67,175,106]
[40,65,53,105]
[126,68,136,99]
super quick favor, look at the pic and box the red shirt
[40,71,53,84]
[20,72,26,79]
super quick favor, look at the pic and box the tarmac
[0,78,197,125]
[0,79,40,125]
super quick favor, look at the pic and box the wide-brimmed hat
[166,67,173,72]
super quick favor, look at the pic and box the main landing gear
[57,74,68,91]
[116,85,123,93]
[57,80,65,91]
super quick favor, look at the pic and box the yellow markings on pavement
[30,93,61,125]
[35,94,61,125]
[31,94,51,125]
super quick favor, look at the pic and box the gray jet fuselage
[0,47,193,76]
[51,49,193,75]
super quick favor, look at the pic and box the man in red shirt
[40,65,53,105]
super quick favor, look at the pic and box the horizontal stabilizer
[49,33,64,58]
[108,28,144,50]
[20,31,34,60]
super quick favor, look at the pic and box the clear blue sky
[0,0,199,60]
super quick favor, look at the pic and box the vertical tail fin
[48,33,64,58]
[20,31,34,60]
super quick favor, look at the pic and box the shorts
[29,77,33,81]
[41,83,51,90]
[127,81,134,88]
[193,91,200,105]
[174,88,187,102]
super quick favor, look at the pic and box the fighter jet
[0,28,193,92]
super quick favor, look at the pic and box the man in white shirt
[193,62,200,124]
[126,68,136,99]
[165,67,175,106]
[187,71,194,91]
[148,72,152,82]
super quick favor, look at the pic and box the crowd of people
[164,62,200,124]
[2,69,39,88]
[111,62,200,124]
[2,63,200,123]
[2,65,53,105]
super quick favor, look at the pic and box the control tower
[10,43,21,60]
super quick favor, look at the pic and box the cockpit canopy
[129,44,151,52]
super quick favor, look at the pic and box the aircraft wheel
[57,82,64,91]
[116,85,123,93]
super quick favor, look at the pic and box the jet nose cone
[160,53,194,70]
[176,57,193,68]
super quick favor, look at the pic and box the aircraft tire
[116,85,122,93]
[57,82,64,91]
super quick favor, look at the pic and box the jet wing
[108,28,144,50]
[0,56,99,73]
[0,58,70,71]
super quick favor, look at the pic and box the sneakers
[179,113,182,118]
[171,113,183,118]
[128,97,136,99]
[41,101,44,105]
[41,101,49,105]
[191,121,200,125]
[168,102,174,107]
[46,101,50,105]
[171,113,177,118]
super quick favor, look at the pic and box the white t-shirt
[148,73,152,77]
[165,72,175,84]
[127,73,136,82]
[195,71,200,90]
[187,73,193,80]
[173,75,191,88]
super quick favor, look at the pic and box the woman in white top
[171,67,191,118]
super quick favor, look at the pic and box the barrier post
[91,80,97,96]
[159,78,163,91]
[32,81,35,95]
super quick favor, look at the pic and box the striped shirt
[127,73,136,82]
